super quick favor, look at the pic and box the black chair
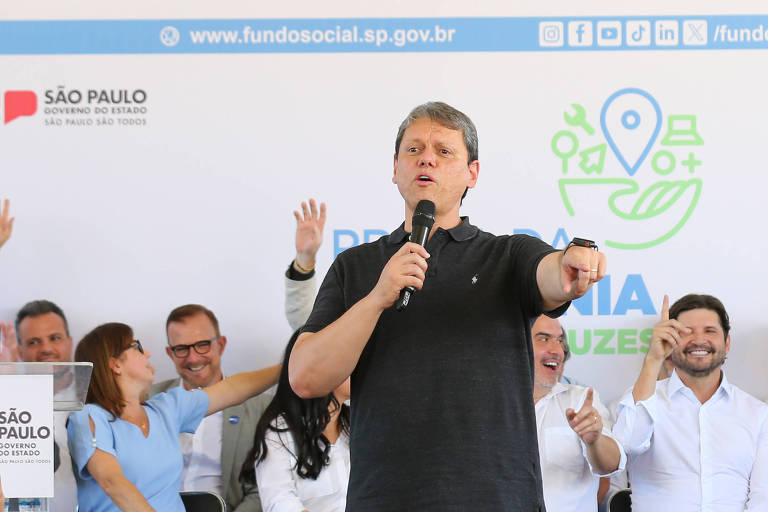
[180,491,227,512]
[608,487,632,512]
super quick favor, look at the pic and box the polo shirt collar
[388,216,478,245]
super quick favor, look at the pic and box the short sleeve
[510,234,567,317]
[66,405,117,479]
[302,260,346,335]
[147,387,209,434]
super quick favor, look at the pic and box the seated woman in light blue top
[67,322,279,512]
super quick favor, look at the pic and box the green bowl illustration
[558,177,702,250]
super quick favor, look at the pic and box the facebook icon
[568,21,593,46]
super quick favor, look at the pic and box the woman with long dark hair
[67,322,279,511]
[241,330,350,512]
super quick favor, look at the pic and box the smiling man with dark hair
[613,294,768,511]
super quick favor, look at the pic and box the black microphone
[395,200,435,311]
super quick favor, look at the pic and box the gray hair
[394,101,478,163]
[15,300,69,344]
[560,326,570,362]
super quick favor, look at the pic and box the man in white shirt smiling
[613,294,768,512]
[532,314,626,512]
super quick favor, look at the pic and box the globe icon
[160,26,180,47]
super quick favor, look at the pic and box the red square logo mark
[4,90,37,124]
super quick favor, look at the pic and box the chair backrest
[609,488,632,512]
[180,491,227,512]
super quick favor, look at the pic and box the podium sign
[0,374,54,498]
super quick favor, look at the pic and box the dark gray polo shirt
[303,217,566,512]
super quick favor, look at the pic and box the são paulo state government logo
[550,88,703,250]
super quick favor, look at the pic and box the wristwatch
[566,237,599,252]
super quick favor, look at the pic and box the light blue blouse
[67,387,209,512]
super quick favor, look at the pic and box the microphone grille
[413,200,436,227]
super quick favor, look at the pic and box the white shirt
[180,409,223,495]
[613,370,768,512]
[255,416,350,512]
[536,383,626,512]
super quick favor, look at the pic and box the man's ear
[217,336,227,354]
[466,160,479,189]
[165,346,174,360]
[725,334,731,355]
[392,154,399,184]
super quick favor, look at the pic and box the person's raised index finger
[584,387,594,408]
[661,294,670,322]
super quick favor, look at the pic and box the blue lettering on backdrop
[569,274,656,316]
[333,229,389,257]
[513,227,570,248]
[333,229,358,258]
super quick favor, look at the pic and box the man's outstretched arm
[536,244,607,311]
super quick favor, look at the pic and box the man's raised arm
[536,243,607,311]
[288,242,429,398]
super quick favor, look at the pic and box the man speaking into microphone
[289,102,606,511]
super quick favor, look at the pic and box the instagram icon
[539,22,564,47]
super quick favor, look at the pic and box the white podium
[0,362,93,512]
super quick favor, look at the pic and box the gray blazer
[148,378,272,512]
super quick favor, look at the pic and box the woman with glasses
[240,330,350,512]
[67,322,279,512]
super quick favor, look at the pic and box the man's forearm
[632,357,664,403]
[585,435,621,475]
[289,294,384,398]
[536,251,569,311]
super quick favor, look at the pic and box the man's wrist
[293,257,315,274]
[563,237,599,256]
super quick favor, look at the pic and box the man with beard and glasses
[532,315,625,512]
[612,294,768,512]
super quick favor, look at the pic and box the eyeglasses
[127,340,145,354]
[168,338,215,358]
